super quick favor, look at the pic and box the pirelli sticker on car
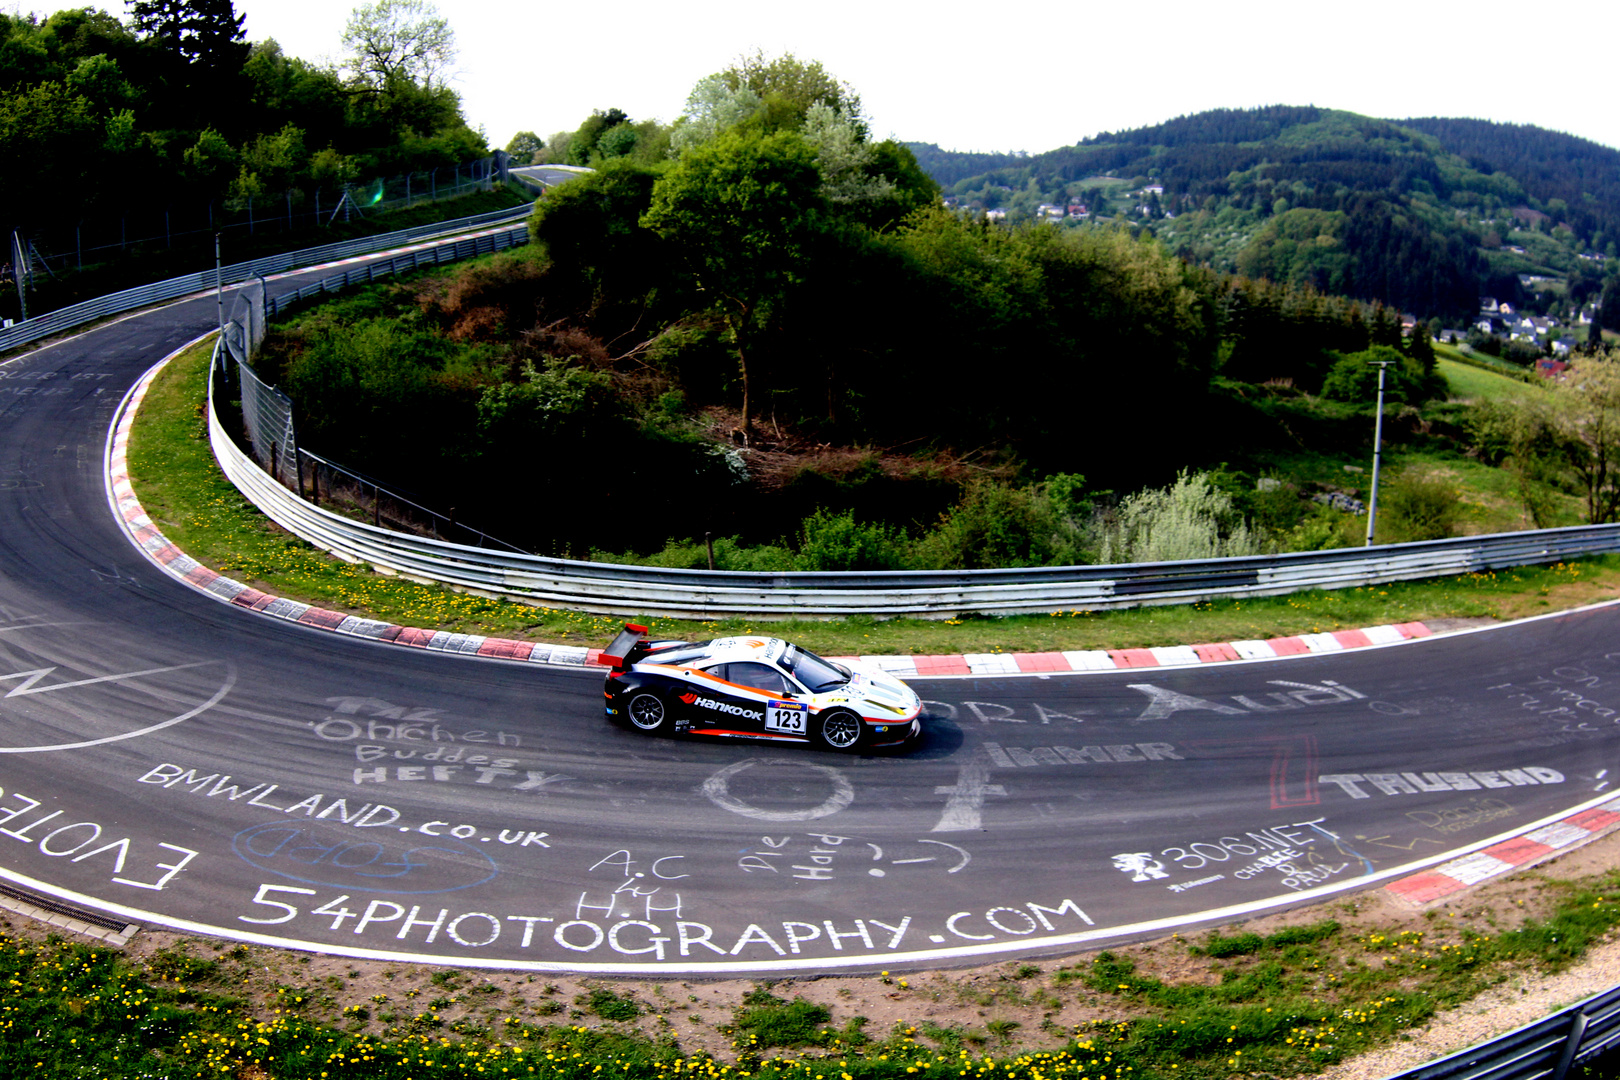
[766,699,809,734]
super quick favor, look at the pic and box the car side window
[723,662,791,696]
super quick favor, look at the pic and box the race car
[600,624,922,750]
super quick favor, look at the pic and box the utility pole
[214,232,224,343]
[1365,360,1395,546]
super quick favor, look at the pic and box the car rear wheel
[816,708,863,751]
[626,691,672,734]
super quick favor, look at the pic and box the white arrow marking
[0,661,213,698]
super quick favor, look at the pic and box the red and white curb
[106,351,604,670]
[110,346,1435,677]
[841,623,1433,677]
[1387,798,1620,904]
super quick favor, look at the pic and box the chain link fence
[214,222,531,548]
[21,155,503,282]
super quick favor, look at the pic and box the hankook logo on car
[680,692,763,720]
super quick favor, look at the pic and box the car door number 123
[766,700,808,734]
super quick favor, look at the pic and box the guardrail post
[1551,1011,1588,1080]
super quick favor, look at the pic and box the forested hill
[1397,117,1620,246]
[907,108,1620,321]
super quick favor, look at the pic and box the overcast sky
[84,0,1620,155]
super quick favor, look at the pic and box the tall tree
[341,0,454,90]
[641,128,826,435]
[127,0,247,71]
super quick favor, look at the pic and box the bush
[1282,503,1360,550]
[913,475,1090,569]
[796,508,910,570]
[1376,470,1461,542]
[1100,470,1261,563]
[1320,344,1445,406]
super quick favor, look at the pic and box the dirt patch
[696,405,995,497]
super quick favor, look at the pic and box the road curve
[0,263,1618,975]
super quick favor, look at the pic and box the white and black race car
[601,625,922,751]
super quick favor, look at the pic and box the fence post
[373,483,381,526]
[311,462,319,506]
[1551,1011,1589,1080]
[296,450,304,499]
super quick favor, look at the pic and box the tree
[341,0,454,90]
[721,50,860,135]
[529,158,668,315]
[1550,351,1620,523]
[1405,321,1436,372]
[504,130,541,165]
[128,0,247,71]
[641,128,827,434]
[1320,344,1443,406]
[669,73,761,155]
[127,0,248,129]
[565,108,627,166]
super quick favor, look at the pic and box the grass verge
[9,858,1620,1079]
[129,338,1620,658]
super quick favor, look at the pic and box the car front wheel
[816,708,863,751]
[626,691,672,734]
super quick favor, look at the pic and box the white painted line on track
[5,782,1620,974]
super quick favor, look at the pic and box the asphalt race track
[1,260,1618,975]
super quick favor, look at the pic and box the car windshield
[782,644,850,692]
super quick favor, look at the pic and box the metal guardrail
[206,387,1620,617]
[265,227,529,317]
[0,204,530,356]
[1386,981,1620,1079]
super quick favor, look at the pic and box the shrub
[1376,470,1461,542]
[914,475,1090,569]
[1100,470,1261,563]
[796,508,910,570]
[1282,503,1360,550]
[1320,344,1445,406]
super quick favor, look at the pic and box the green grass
[1437,356,1542,404]
[10,867,1620,1079]
[129,338,1620,658]
[1433,340,1537,381]
[1396,449,1585,533]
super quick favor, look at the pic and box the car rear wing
[602,623,649,672]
